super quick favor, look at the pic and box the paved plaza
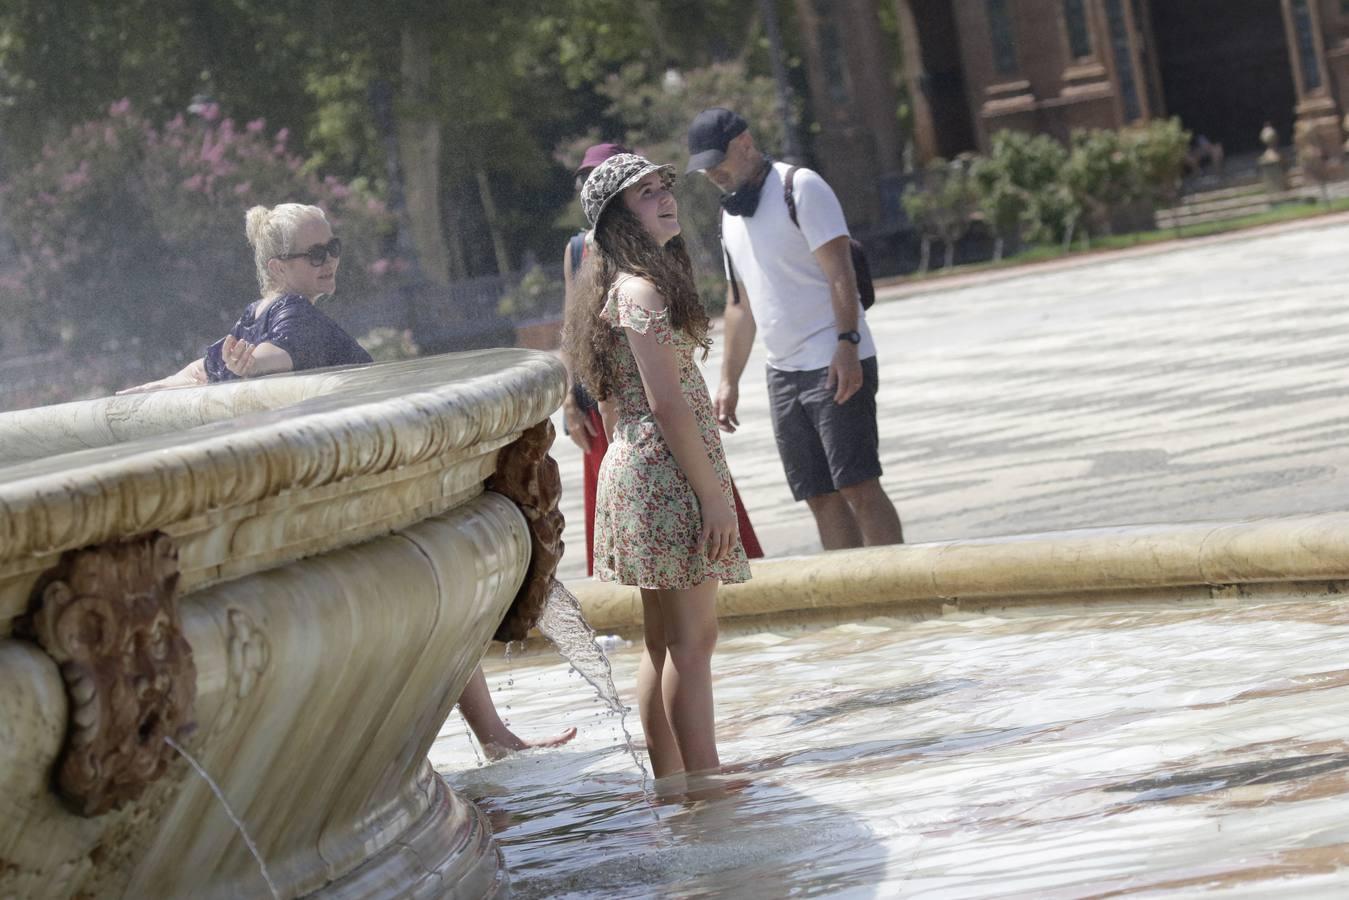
[551,217,1349,583]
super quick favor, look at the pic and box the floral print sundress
[593,276,752,589]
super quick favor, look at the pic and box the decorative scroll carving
[21,535,197,817]
[208,608,271,740]
[487,419,565,642]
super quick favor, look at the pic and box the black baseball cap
[685,108,749,174]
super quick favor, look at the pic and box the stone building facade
[793,0,1349,229]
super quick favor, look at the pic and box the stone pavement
[551,218,1349,584]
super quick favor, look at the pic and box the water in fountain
[536,579,649,787]
[460,715,484,767]
[463,596,1349,897]
[165,736,280,900]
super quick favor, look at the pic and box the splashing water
[461,714,484,767]
[165,736,280,900]
[537,580,649,786]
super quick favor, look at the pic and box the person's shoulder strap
[784,165,801,229]
[568,232,585,273]
[719,209,742,306]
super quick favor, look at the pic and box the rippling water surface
[430,598,1349,897]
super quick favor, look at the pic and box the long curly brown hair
[563,199,711,402]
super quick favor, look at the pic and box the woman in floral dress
[565,154,751,780]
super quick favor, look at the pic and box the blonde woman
[123,202,575,759]
[124,203,369,391]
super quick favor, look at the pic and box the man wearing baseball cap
[687,107,903,551]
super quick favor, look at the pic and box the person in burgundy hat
[562,143,629,577]
[563,143,764,576]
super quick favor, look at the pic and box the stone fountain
[0,350,566,898]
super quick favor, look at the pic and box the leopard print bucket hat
[580,153,676,228]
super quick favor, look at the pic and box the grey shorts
[766,356,882,501]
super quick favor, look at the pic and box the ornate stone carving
[487,419,565,642]
[207,608,271,740]
[226,608,269,702]
[21,534,197,817]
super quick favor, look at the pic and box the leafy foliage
[499,265,566,321]
[1,100,393,368]
[1129,117,1190,209]
[902,156,978,270]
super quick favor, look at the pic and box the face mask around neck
[719,158,774,217]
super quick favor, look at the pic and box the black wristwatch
[837,330,861,344]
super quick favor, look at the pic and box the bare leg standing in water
[638,581,722,778]
[638,593,684,777]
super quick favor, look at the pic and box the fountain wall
[0,350,566,898]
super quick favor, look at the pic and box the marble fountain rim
[566,512,1349,634]
[0,350,566,634]
[0,350,565,560]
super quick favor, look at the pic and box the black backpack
[722,167,875,310]
[783,166,875,310]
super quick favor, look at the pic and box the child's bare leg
[457,664,577,760]
[657,579,720,774]
[639,589,685,778]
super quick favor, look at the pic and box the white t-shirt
[721,161,875,371]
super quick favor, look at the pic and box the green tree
[975,129,1078,249]
[902,156,977,271]
[1064,128,1143,244]
[1127,117,1190,215]
[971,140,1030,261]
[0,0,787,301]
[1,101,392,370]
[0,0,314,169]
[901,156,976,269]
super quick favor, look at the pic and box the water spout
[537,580,649,786]
[166,736,280,900]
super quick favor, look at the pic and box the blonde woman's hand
[222,335,258,377]
[116,367,207,394]
[698,494,739,563]
[117,378,175,395]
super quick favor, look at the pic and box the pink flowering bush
[1,99,395,384]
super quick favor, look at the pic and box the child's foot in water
[482,726,579,761]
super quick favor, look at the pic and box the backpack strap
[719,211,742,306]
[568,232,586,275]
[784,165,801,229]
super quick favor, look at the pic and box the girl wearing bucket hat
[563,145,763,577]
[564,154,751,780]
